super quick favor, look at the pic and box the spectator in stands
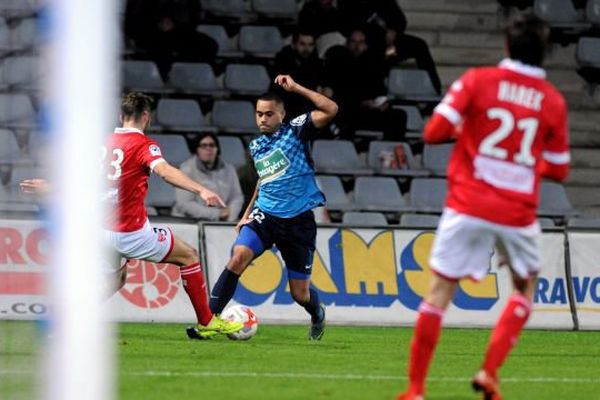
[337,0,441,93]
[298,0,343,37]
[272,29,327,118]
[172,133,243,222]
[324,28,407,144]
[124,0,218,79]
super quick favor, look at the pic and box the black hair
[256,92,285,108]
[505,15,550,67]
[292,28,316,43]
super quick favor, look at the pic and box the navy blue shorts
[234,208,317,280]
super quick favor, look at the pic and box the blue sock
[300,288,322,323]
[209,268,239,314]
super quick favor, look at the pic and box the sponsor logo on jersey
[290,114,307,126]
[255,149,290,184]
[149,144,162,156]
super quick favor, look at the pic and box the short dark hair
[505,15,549,67]
[256,92,285,108]
[292,28,316,43]
[121,92,153,121]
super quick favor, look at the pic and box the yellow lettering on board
[459,274,498,297]
[342,230,398,295]
[239,251,282,294]
[311,250,338,293]
[404,233,435,297]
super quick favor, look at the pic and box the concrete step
[545,44,577,69]
[405,11,499,32]
[566,168,600,186]
[438,31,504,49]
[400,0,498,14]
[546,69,587,94]
[570,148,600,168]
[577,206,600,217]
[570,111,600,131]
[566,186,600,207]
[570,130,600,148]
[431,46,500,66]
[564,90,600,111]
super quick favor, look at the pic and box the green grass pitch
[2,321,600,399]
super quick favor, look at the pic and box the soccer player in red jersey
[397,16,570,400]
[23,93,243,339]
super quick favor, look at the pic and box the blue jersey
[249,112,325,218]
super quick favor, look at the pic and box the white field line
[2,370,597,384]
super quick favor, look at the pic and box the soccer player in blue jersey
[207,74,338,340]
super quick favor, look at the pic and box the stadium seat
[122,60,170,93]
[399,213,440,228]
[342,211,388,226]
[0,0,38,16]
[312,140,374,176]
[0,202,40,213]
[367,141,429,177]
[2,56,41,91]
[408,178,447,213]
[567,217,600,228]
[218,136,248,168]
[211,100,257,134]
[315,175,354,211]
[0,18,10,51]
[252,0,299,19]
[0,129,22,163]
[196,25,244,58]
[167,62,227,96]
[224,63,271,96]
[538,217,556,228]
[576,37,600,85]
[353,176,410,213]
[388,69,441,102]
[10,17,37,50]
[538,181,578,217]
[587,0,600,26]
[0,94,37,129]
[146,173,175,208]
[155,99,216,133]
[3,163,40,203]
[148,134,191,167]
[201,0,251,19]
[534,0,589,27]
[239,26,284,58]
[393,105,424,139]
[316,31,346,59]
[146,206,159,216]
[422,143,453,176]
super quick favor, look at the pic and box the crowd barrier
[0,218,598,330]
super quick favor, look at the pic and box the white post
[45,0,119,399]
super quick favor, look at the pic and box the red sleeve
[540,93,570,182]
[423,113,456,143]
[138,138,165,170]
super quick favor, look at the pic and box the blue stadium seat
[167,62,227,96]
[342,211,388,226]
[388,69,441,102]
[315,175,354,211]
[0,94,37,129]
[409,178,447,213]
[2,55,40,91]
[252,0,299,19]
[587,0,600,26]
[538,182,578,217]
[312,140,374,176]
[239,26,284,58]
[367,141,429,177]
[122,60,170,93]
[393,105,424,139]
[196,25,244,58]
[399,213,440,228]
[155,99,216,133]
[422,143,453,177]
[146,174,175,208]
[0,129,22,163]
[224,63,271,95]
[212,100,257,134]
[202,0,252,19]
[148,134,191,167]
[218,136,248,168]
[353,176,411,213]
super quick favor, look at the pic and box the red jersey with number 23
[103,128,165,232]
[433,59,570,226]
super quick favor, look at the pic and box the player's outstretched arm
[153,162,226,208]
[235,182,259,233]
[274,74,338,128]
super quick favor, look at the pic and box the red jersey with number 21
[103,128,165,232]
[433,59,570,227]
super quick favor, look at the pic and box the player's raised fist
[274,74,297,92]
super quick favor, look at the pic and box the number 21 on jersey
[479,107,538,167]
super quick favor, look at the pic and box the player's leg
[398,274,457,400]
[209,223,269,315]
[473,222,540,399]
[400,210,496,399]
[278,211,324,340]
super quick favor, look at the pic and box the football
[221,304,258,341]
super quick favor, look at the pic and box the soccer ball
[221,304,258,341]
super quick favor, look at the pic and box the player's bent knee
[227,246,254,274]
